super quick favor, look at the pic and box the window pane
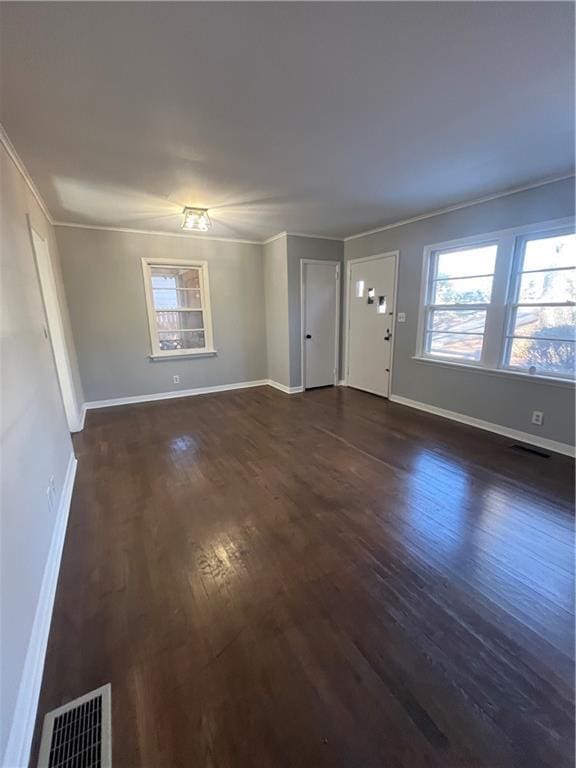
[151,266,201,290]
[433,275,493,304]
[507,338,575,377]
[511,307,576,340]
[153,288,202,310]
[155,310,204,331]
[427,332,484,361]
[522,233,576,272]
[436,245,497,279]
[429,309,487,334]
[517,269,576,303]
[158,330,205,351]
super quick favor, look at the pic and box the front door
[347,255,396,397]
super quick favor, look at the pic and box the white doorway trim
[300,259,341,390]
[343,251,400,396]
[29,221,83,432]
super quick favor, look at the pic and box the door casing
[344,251,399,397]
[300,259,341,390]
[29,221,83,432]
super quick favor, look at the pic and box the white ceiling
[1,2,574,241]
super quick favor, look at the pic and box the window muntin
[503,233,575,378]
[142,260,214,356]
[423,244,497,363]
[419,223,576,381]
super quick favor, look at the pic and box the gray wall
[344,178,575,446]
[56,227,267,401]
[263,236,290,388]
[0,142,75,757]
[286,235,344,388]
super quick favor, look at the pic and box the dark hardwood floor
[32,386,574,767]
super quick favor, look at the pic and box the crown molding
[2,121,571,247]
[344,173,575,242]
[262,231,288,245]
[53,221,263,245]
[286,231,343,242]
[0,123,54,224]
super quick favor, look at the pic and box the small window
[504,232,575,378]
[142,259,214,357]
[423,244,498,363]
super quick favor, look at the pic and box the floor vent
[38,684,111,768]
[511,443,551,458]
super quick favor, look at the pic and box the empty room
[1,2,575,767]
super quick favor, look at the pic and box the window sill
[412,356,575,388]
[149,349,218,361]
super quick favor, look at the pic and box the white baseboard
[389,394,575,458]
[266,380,304,394]
[337,380,346,386]
[3,452,78,768]
[72,404,86,432]
[84,379,270,410]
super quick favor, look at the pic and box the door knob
[384,331,392,341]
[306,334,312,339]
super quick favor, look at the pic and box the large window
[418,221,575,380]
[142,259,214,357]
[423,244,497,362]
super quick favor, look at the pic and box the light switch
[397,312,406,323]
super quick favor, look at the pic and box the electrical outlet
[531,410,544,426]
[397,312,406,323]
[173,375,180,384]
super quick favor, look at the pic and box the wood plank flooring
[32,386,574,767]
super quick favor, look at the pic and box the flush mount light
[182,207,211,232]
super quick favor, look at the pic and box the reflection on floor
[33,386,574,768]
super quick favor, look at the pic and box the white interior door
[302,261,339,389]
[30,226,82,431]
[347,254,396,397]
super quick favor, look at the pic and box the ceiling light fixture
[182,207,211,232]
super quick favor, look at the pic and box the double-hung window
[418,220,575,380]
[142,258,214,357]
[422,243,497,363]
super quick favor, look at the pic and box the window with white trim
[423,243,497,363]
[142,259,214,357]
[418,221,575,380]
[504,233,575,377]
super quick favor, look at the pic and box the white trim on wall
[267,380,304,395]
[2,452,78,768]
[390,394,575,458]
[344,174,575,242]
[55,221,263,246]
[0,123,54,224]
[300,259,341,390]
[30,222,83,432]
[343,251,400,396]
[84,379,270,410]
[83,379,305,412]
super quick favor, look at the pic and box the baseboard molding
[3,452,78,768]
[79,403,87,431]
[389,394,575,458]
[266,380,304,395]
[337,379,346,386]
[84,379,270,410]
[71,404,86,433]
